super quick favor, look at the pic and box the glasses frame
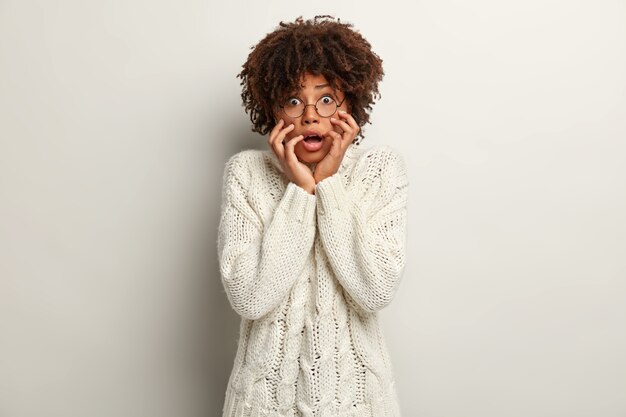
[278,93,347,119]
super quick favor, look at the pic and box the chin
[296,152,323,164]
[296,148,329,164]
[295,143,330,164]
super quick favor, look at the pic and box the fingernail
[339,110,346,113]
[330,117,336,121]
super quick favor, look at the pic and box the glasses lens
[283,98,304,118]
[316,96,337,117]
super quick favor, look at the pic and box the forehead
[299,73,329,87]
[294,72,342,92]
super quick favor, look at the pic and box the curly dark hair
[237,15,384,145]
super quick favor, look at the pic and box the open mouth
[303,135,322,143]
[301,134,324,152]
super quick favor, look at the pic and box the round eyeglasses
[278,94,346,118]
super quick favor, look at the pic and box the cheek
[330,120,344,135]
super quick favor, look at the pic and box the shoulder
[221,149,288,201]
[337,145,408,206]
[222,149,267,180]
[226,148,286,175]
[224,149,265,170]
[351,144,407,180]
[362,144,404,164]
[220,150,268,198]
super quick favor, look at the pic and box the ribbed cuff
[279,182,317,225]
[315,173,347,215]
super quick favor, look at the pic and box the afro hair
[237,15,384,144]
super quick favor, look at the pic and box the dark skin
[267,73,360,194]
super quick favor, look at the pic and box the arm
[315,148,409,313]
[217,152,317,320]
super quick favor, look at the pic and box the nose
[302,104,319,124]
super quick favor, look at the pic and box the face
[274,72,350,164]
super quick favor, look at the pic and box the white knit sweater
[217,143,409,417]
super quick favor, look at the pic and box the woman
[218,15,409,416]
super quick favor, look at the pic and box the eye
[285,97,301,106]
[319,95,335,105]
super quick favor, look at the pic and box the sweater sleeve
[315,148,408,313]
[217,152,317,320]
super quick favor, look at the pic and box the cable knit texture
[217,143,408,417]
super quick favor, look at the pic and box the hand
[268,119,316,194]
[313,110,360,183]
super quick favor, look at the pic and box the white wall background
[1,1,625,416]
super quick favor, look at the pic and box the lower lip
[302,138,323,152]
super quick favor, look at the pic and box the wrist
[295,181,316,195]
[314,168,338,184]
[314,173,328,184]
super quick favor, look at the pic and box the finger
[272,123,295,160]
[337,110,360,133]
[334,111,360,146]
[278,123,295,147]
[268,119,285,146]
[326,129,342,142]
[269,119,293,146]
[269,121,287,159]
[339,110,361,139]
[325,130,345,154]
[284,135,304,164]
[327,126,352,152]
[330,117,354,140]
[279,123,295,140]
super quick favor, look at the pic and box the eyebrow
[288,83,337,98]
[297,83,332,90]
